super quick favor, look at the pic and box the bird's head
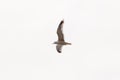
[53,41,58,44]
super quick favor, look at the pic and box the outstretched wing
[56,44,63,53]
[57,20,64,41]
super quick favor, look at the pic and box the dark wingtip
[61,19,64,23]
[59,19,64,25]
[57,50,62,53]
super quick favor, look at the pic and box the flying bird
[53,20,71,53]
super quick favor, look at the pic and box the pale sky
[0,0,120,80]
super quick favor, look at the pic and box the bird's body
[53,20,71,53]
[54,41,71,45]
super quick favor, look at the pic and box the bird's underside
[53,20,71,53]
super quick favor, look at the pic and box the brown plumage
[53,20,71,53]
[57,20,64,41]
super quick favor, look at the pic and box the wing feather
[56,44,63,53]
[57,20,64,41]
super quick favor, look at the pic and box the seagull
[53,20,71,53]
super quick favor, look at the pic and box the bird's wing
[56,44,63,53]
[57,20,64,41]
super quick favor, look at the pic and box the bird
[53,20,71,53]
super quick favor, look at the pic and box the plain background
[0,0,120,80]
